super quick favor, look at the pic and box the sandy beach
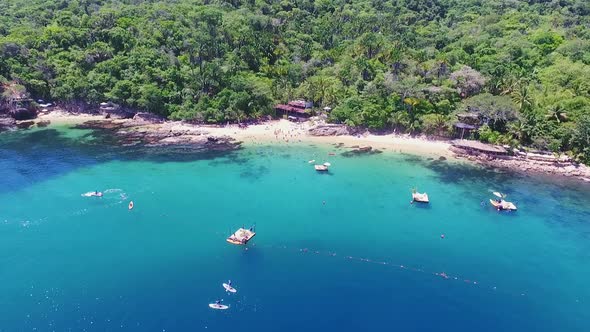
[33,111,453,158]
[26,110,590,181]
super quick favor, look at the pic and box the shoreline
[14,110,590,182]
[32,111,455,158]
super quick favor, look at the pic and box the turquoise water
[1,127,589,331]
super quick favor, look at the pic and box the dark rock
[439,156,447,161]
[341,146,380,157]
[0,116,17,132]
[37,120,51,127]
[16,121,35,129]
[133,112,165,123]
[75,120,125,130]
[10,107,37,120]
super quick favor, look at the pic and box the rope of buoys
[242,243,545,300]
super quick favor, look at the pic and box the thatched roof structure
[451,139,507,154]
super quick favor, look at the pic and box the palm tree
[545,105,568,123]
[509,82,533,113]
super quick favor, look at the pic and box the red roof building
[275,100,312,118]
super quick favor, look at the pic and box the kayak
[223,283,237,293]
[209,303,229,310]
[128,201,134,210]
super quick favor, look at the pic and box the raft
[412,192,429,203]
[227,228,256,245]
[490,199,517,211]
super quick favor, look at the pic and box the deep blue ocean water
[1,126,589,331]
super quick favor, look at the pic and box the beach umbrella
[493,192,503,198]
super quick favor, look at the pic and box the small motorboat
[227,228,256,245]
[490,192,517,211]
[314,165,328,171]
[82,191,103,197]
[490,199,517,211]
[315,162,330,172]
[128,201,134,210]
[412,192,429,203]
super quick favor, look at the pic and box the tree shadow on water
[0,128,241,195]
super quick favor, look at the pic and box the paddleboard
[223,283,237,293]
[209,303,229,310]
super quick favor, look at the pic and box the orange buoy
[128,201,134,210]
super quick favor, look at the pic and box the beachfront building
[450,139,508,157]
[275,100,313,120]
[453,112,481,139]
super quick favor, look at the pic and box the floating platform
[412,192,429,203]
[490,199,517,211]
[227,228,256,245]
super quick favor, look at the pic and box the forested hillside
[1,0,590,160]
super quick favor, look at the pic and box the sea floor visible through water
[0,126,589,332]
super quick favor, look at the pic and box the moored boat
[490,191,517,211]
[412,192,429,203]
[490,199,517,211]
[314,162,330,172]
[227,227,256,245]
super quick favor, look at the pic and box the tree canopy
[1,0,590,161]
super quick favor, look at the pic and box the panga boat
[489,199,517,211]
[226,228,256,245]
[412,192,429,203]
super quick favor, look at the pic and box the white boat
[490,192,517,211]
[412,192,429,203]
[314,164,329,171]
[82,191,103,197]
[490,199,517,211]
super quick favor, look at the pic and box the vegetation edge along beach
[1,0,590,180]
[10,108,590,182]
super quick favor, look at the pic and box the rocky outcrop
[9,107,37,120]
[0,116,16,132]
[37,120,51,127]
[341,145,382,157]
[309,124,351,136]
[133,112,164,123]
[74,119,241,153]
[453,151,590,180]
[16,121,35,129]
